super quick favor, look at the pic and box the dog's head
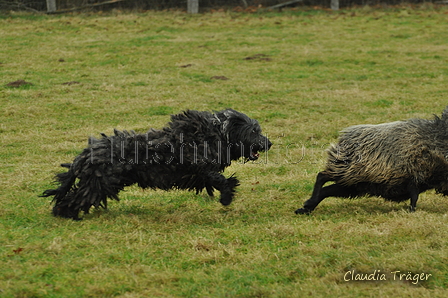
[215,109,272,162]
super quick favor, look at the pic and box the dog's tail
[42,132,134,220]
[41,162,83,220]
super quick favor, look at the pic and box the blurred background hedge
[0,0,441,14]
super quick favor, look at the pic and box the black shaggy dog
[296,106,448,214]
[42,109,272,220]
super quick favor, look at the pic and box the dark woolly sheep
[296,106,448,214]
[42,109,272,220]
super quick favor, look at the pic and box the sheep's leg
[295,172,333,214]
[296,172,363,214]
[296,184,360,214]
[408,184,419,212]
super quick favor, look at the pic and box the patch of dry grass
[1,5,448,297]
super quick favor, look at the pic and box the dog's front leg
[204,172,240,206]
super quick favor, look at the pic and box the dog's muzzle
[249,138,272,160]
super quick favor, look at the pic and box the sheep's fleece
[296,106,448,214]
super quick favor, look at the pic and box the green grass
[1,5,448,297]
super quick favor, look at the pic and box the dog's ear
[213,109,231,125]
[441,106,448,121]
[223,109,235,119]
[213,109,235,142]
[214,108,235,121]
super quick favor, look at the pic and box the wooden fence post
[46,0,57,12]
[331,0,339,10]
[188,0,199,14]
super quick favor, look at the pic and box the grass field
[1,4,448,297]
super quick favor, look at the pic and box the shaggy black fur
[42,109,272,220]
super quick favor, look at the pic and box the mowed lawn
[1,5,448,297]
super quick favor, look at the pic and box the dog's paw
[220,197,232,206]
[227,176,240,188]
[219,191,234,206]
[295,207,312,215]
[53,205,81,220]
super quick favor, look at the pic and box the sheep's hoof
[295,208,312,215]
[409,206,416,212]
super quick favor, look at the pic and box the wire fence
[0,0,441,13]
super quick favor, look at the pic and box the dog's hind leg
[203,172,240,206]
[42,162,81,219]
[53,168,125,220]
[205,185,215,197]
[44,152,126,220]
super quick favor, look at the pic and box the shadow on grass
[301,195,448,217]
[78,192,231,226]
[75,191,448,223]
